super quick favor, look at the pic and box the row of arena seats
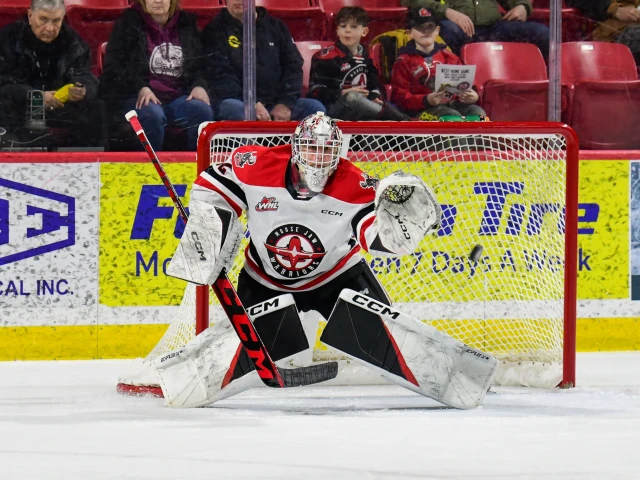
[0,0,596,63]
[459,41,640,150]
[95,39,640,150]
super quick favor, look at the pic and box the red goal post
[194,121,579,389]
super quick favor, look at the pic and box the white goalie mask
[291,112,343,193]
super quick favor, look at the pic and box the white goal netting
[120,122,577,391]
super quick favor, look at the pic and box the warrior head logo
[359,173,379,190]
[234,151,256,168]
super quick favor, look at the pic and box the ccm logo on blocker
[190,231,206,261]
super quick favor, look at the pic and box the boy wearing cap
[308,6,409,121]
[390,7,485,120]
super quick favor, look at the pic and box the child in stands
[391,7,486,120]
[308,6,409,120]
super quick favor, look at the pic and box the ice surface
[1,353,639,479]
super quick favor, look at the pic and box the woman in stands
[100,0,213,151]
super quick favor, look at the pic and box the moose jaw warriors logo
[360,173,379,190]
[341,62,368,90]
[255,196,279,212]
[264,224,327,278]
[234,151,256,168]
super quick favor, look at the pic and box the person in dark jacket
[0,0,106,149]
[400,0,550,59]
[202,0,325,121]
[100,0,213,151]
[308,6,409,121]
[593,1,640,64]
[391,7,486,119]
[565,0,610,22]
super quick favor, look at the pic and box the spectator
[565,0,611,22]
[0,0,106,149]
[391,8,486,120]
[593,1,640,64]
[400,0,550,59]
[203,0,324,121]
[100,0,212,152]
[309,6,409,121]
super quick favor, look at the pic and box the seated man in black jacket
[203,0,325,121]
[0,0,106,149]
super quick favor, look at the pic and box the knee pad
[248,294,309,362]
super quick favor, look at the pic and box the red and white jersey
[191,144,394,292]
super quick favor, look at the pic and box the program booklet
[435,64,476,95]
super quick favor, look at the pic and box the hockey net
[117,121,578,395]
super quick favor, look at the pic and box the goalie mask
[291,112,343,194]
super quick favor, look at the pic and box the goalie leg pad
[321,289,498,409]
[155,318,262,408]
[246,294,309,363]
[156,294,310,407]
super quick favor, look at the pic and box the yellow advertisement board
[100,163,197,307]
[100,160,628,306]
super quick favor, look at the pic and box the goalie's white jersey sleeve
[191,144,398,292]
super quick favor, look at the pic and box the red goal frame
[195,121,580,388]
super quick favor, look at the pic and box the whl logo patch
[0,178,75,266]
[255,196,279,212]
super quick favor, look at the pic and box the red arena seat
[562,42,640,149]
[181,0,224,30]
[64,0,129,67]
[0,1,30,29]
[256,0,327,41]
[295,41,333,96]
[461,42,549,121]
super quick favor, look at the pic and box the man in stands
[400,0,550,59]
[0,0,106,149]
[202,0,325,121]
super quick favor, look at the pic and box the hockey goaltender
[155,112,498,409]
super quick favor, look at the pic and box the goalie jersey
[191,144,394,291]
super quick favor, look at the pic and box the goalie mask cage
[117,121,578,396]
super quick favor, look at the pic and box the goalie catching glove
[166,200,244,285]
[375,171,442,255]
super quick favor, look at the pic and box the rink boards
[0,152,638,359]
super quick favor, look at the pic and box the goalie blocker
[322,290,498,409]
[166,200,244,286]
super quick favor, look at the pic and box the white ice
[1,352,639,480]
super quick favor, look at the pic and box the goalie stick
[125,111,338,389]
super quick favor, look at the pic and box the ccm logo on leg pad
[351,294,399,320]
[247,294,296,319]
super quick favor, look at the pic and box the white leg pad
[154,318,262,408]
[323,290,498,409]
[280,310,321,367]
